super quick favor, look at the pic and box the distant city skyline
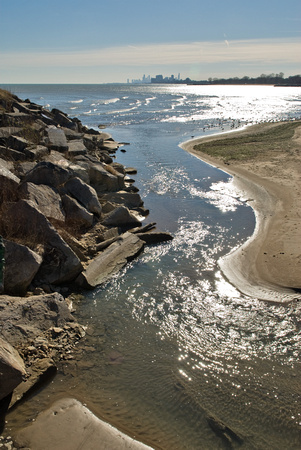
[0,0,300,84]
[129,74,182,84]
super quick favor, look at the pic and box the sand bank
[181,121,301,303]
[15,398,153,450]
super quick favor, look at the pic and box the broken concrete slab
[76,232,144,288]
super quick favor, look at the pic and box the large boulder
[24,161,73,189]
[18,182,65,222]
[0,292,75,347]
[23,144,49,161]
[76,232,144,288]
[3,239,42,296]
[61,127,84,141]
[89,163,123,193]
[0,145,26,161]
[0,200,82,285]
[101,191,143,208]
[61,194,94,228]
[51,109,77,130]
[0,338,26,401]
[7,135,29,152]
[46,126,68,152]
[102,206,142,227]
[0,165,20,203]
[0,127,22,139]
[67,140,87,157]
[64,177,102,215]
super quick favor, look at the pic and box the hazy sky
[1,0,300,83]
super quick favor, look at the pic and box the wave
[145,96,157,105]
[95,98,120,105]
[102,106,138,115]
[69,99,83,104]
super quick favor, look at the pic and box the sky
[0,0,300,84]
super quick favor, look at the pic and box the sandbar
[15,398,153,450]
[180,121,301,303]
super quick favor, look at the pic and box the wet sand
[181,121,301,303]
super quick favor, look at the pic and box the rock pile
[0,88,172,420]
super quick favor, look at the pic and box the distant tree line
[192,73,301,86]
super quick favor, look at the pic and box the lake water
[2,84,301,449]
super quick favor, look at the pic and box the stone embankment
[0,89,172,424]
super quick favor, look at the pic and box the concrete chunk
[76,232,144,288]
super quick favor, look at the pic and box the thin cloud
[2,38,300,68]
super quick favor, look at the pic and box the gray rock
[89,163,121,193]
[3,239,42,296]
[51,109,77,130]
[101,191,143,208]
[102,206,142,227]
[61,127,84,140]
[0,337,26,401]
[83,134,101,151]
[45,153,91,184]
[0,145,26,161]
[0,127,22,138]
[8,135,29,151]
[76,232,144,288]
[18,182,65,222]
[64,177,102,215]
[68,162,90,184]
[46,126,68,152]
[10,357,57,408]
[62,194,94,228]
[111,162,126,175]
[0,157,14,171]
[103,163,125,189]
[2,112,32,127]
[24,161,73,188]
[98,151,113,164]
[125,167,138,174]
[100,140,120,152]
[101,201,116,214]
[0,200,82,285]
[24,145,49,160]
[0,165,20,203]
[67,140,88,157]
[0,292,74,346]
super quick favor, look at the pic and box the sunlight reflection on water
[4,83,301,450]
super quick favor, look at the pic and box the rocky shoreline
[0,88,172,443]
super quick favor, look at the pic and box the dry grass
[0,88,15,112]
[193,120,301,163]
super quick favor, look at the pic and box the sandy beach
[181,121,301,303]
